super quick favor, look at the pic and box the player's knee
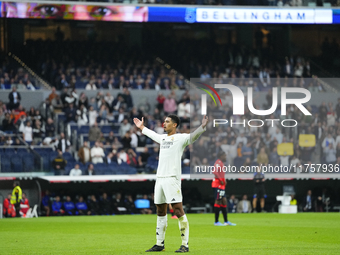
[157,209,166,216]
[156,205,167,216]
[174,207,184,218]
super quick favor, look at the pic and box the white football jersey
[142,125,206,178]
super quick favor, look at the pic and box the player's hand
[220,180,224,185]
[133,117,144,129]
[201,115,208,128]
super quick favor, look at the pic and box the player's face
[163,117,175,133]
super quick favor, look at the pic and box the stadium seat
[182,166,190,174]
[101,125,112,134]
[17,148,29,155]
[1,157,11,172]
[108,164,118,175]
[70,125,79,133]
[79,126,90,134]
[65,165,74,175]
[11,157,23,172]
[63,152,75,162]
[41,155,51,171]
[23,154,35,172]
[94,163,108,175]
[4,148,16,155]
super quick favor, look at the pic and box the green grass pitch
[1,213,340,254]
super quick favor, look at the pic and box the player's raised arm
[134,117,162,144]
[133,117,145,130]
[184,115,208,146]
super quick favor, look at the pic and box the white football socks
[178,214,189,247]
[156,215,167,246]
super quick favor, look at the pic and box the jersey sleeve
[142,127,162,144]
[183,125,206,147]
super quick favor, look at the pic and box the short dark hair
[14,181,20,186]
[167,114,180,128]
[218,151,226,159]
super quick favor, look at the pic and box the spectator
[106,131,116,145]
[85,164,96,175]
[56,132,71,153]
[112,193,126,215]
[88,106,98,126]
[124,195,136,214]
[303,190,314,212]
[2,113,15,132]
[269,147,280,166]
[154,120,164,134]
[64,103,77,123]
[290,195,297,205]
[119,118,132,138]
[85,79,97,90]
[77,105,88,126]
[52,196,64,216]
[42,190,51,216]
[3,193,12,218]
[236,132,247,146]
[100,193,111,215]
[257,147,269,165]
[138,147,150,171]
[0,108,4,129]
[130,128,138,148]
[20,193,30,217]
[45,118,55,138]
[78,92,89,109]
[89,122,101,142]
[76,196,88,215]
[51,95,64,112]
[242,141,253,160]
[63,196,76,216]
[112,96,124,112]
[88,195,100,215]
[69,164,82,176]
[237,195,252,213]
[156,93,165,112]
[52,150,67,175]
[121,131,132,149]
[322,133,336,150]
[91,141,105,164]
[48,87,58,103]
[32,119,44,144]
[177,100,190,120]
[272,129,283,144]
[8,86,21,110]
[126,148,137,167]
[324,143,336,164]
[78,141,91,164]
[163,94,177,115]
[227,194,238,213]
[22,121,33,144]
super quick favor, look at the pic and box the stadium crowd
[6,38,327,92]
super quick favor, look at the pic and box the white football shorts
[154,176,182,204]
